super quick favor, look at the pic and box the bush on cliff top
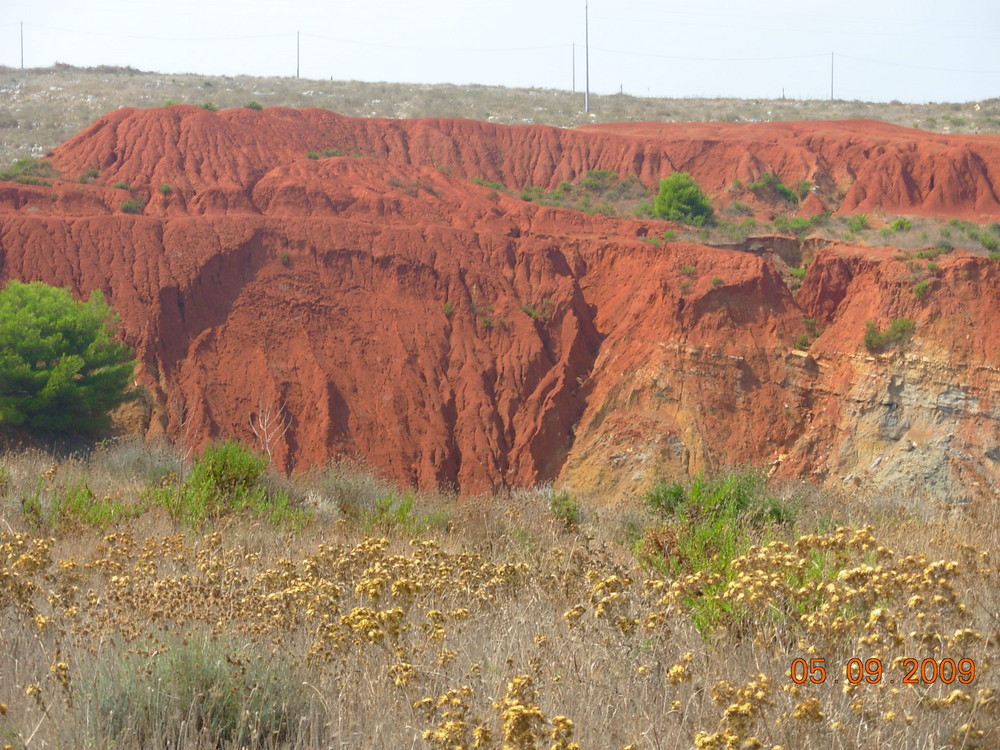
[652,172,715,226]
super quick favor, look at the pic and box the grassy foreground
[0,438,998,749]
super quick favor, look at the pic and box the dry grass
[0,441,998,748]
[2,63,1000,168]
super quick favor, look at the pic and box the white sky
[1,0,997,103]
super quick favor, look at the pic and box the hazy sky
[1,0,997,103]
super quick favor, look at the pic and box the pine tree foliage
[0,280,137,432]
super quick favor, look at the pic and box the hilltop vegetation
[2,63,1000,167]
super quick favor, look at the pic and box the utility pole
[585,1,590,113]
[297,32,300,78]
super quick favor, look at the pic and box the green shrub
[79,167,99,183]
[354,489,450,536]
[244,100,264,110]
[111,181,130,190]
[794,333,812,350]
[279,252,291,266]
[519,185,545,202]
[158,183,171,194]
[789,266,807,280]
[321,148,344,157]
[912,280,930,301]
[652,172,715,226]
[199,102,219,112]
[25,482,145,531]
[0,281,136,432]
[747,172,798,204]
[730,201,754,216]
[890,217,913,232]
[643,470,791,528]
[471,177,507,191]
[189,440,266,495]
[718,216,757,241]
[119,199,145,214]
[980,232,999,251]
[680,264,697,277]
[147,440,307,527]
[10,175,52,186]
[638,470,793,631]
[0,157,57,182]
[442,301,454,317]
[846,214,869,233]
[864,318,916,352]
[916,243,952,259]
[711,276,723,287]
[773,214,813,238]
[548,489,581,529]
[579,169,616,192]
[306,151,320,159]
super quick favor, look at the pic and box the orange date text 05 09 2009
[790,657,976,686]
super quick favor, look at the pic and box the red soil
[2,106,1000,496]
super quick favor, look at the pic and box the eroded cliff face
[1,106,999,503]
[561,243,1000,507]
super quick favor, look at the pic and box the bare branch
[248,393,291,462]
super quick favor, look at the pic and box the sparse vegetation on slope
[864,318,916,352]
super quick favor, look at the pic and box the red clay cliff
[2,106,999,505]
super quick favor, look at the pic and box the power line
[12,22,568,53]
[23,22,294,42]
[837,53,997,75]
[590,46,830,63]
[300,31,568,54]
[589,45,999,76]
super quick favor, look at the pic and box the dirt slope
[2,106,1000,503]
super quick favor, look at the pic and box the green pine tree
[0,280,137,432]
[652,172,715,226]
